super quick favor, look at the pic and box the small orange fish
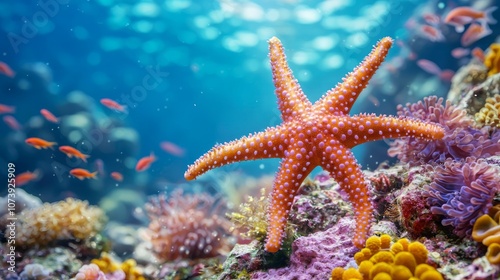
[25,137,57,149]
[461,21,492,47]
[0,62,15,78]
[472,47,485,62]
[444,6,497,32]
[3,115,21,131]
[0,104,15,114]
[135,152,156,172]
[420,25,445,42]
[16,170,40,187]
[100,98,127,113]
[59,146,90,162]
[40,109,59,123]
[70,168,97,180]
[110,172,123,182]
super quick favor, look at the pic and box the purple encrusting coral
[424,158,500,238]
[251,217,358,280]
[388,96,500,166]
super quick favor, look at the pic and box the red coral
[399,189,440,239]
[145,190,233,261]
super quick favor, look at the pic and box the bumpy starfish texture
[185,36,445,253]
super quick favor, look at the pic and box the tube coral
[424,158,500,237]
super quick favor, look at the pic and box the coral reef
[425,158,500,238]
[331,235,443,280]
[144,190,233,261]
[475,94,500,128]
[12,197,106,248]
[388,96,500,166]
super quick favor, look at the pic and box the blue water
[0,0,497,203]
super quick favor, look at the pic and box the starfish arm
[185,127,287,180]
[269,37,312,122]
[319,140,373,248]
[329,114,445,148]
[265,147,317,253]
[315,37,393,115]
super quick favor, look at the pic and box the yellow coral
[380,234,392,250]
[370,262,392,279]
[331,235,442,280]
[331,267,345,280]
[373,272,391,280]
[475,94,500,127]
[13,198,106,247]
[366,236,382,254]
[484,43,500,76]
[227,187,268,241]
[92,253,145,280]
[370,251,394,264]
[408,242,428,264]
[91,252,120,273]
[472,204,500,264]
[391,265,413,280]
[394,252,416,274]
[342,267,362,280]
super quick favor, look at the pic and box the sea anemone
[144,190,233,261]
[424,158,500,238]
[388,96,500,166]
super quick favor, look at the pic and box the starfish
[185,36,445,253]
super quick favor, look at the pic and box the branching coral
[12,198,106,247]
[484,43,500,76]
[227,187,268,242]
[145,190,233,261]
[331,235,443,280]
[475,94,500,128]
[388,96,500,166]
[424,158,500,238]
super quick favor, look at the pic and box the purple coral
[144,190,233,261]
[424,158,500,237]
[388,96,500,166]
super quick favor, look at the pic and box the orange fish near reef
[135,153,156,172]
[25,137,57,149]
[461,21,492,47]
[70,168,97,180]
[0,62,15,78]
[59,146,90,162]
[110,172,123,182]
[40,109,59,123]
[0,104,15,114]
[444,6,497,32]
[16,170,40,187]
[100,98,127,113]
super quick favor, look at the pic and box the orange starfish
[185,36,445,252]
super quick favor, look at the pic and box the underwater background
[2,0,500,279]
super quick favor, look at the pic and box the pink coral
[73,264,107,280]
[145,190,233,261]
